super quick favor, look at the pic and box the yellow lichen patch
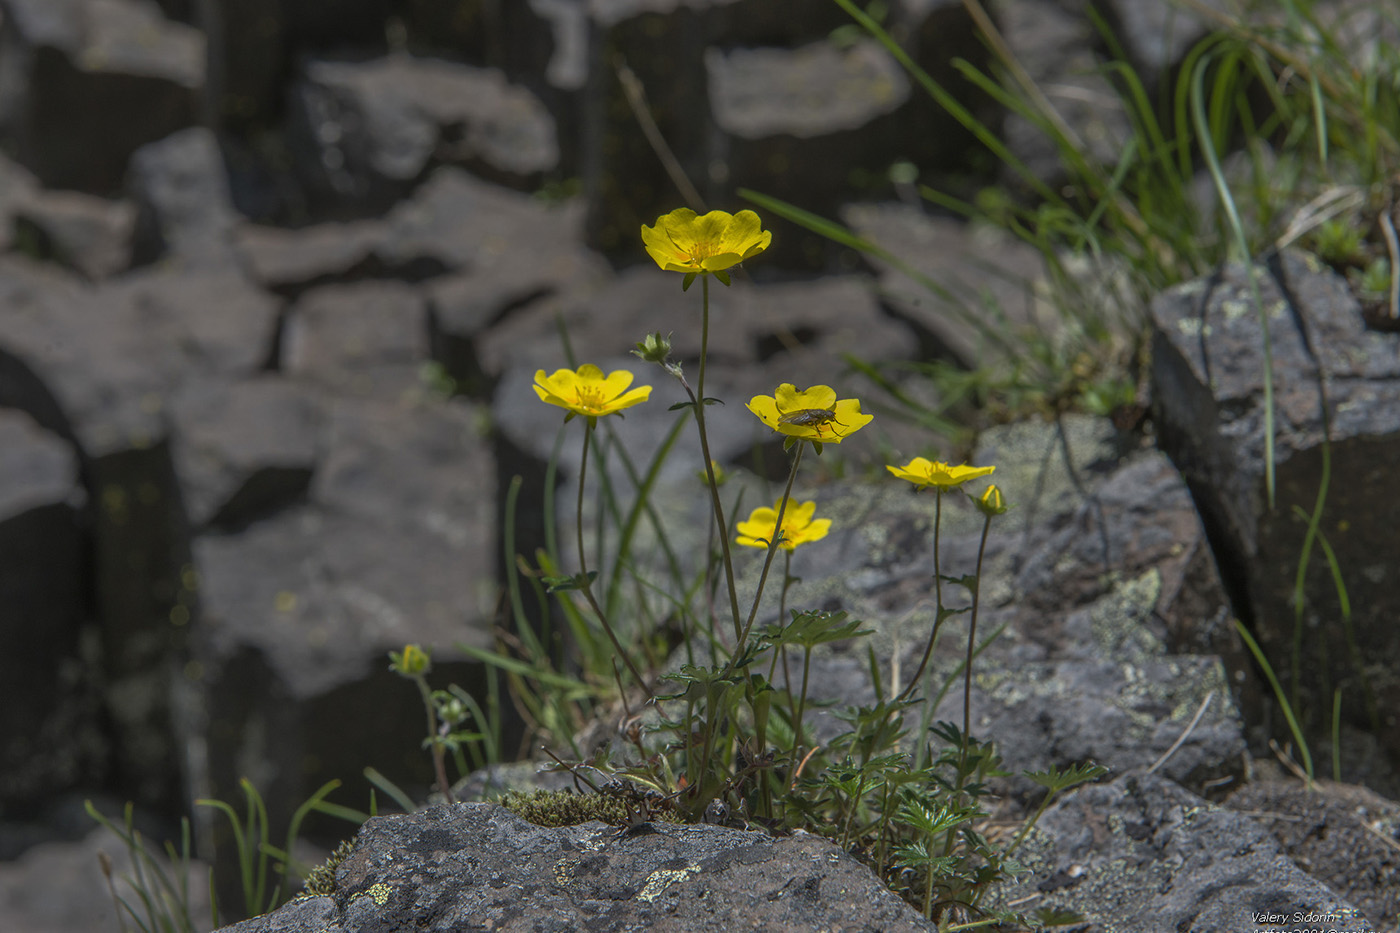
[349,881,393,907]
[553,855,581,888]
[636,864,699,903]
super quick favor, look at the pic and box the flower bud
[976,484,1008,517]
[390,643,431,677]
[631,331,673,364]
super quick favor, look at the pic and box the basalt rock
[215,803,939,933]
[0,0,203,192]
[1150,249,1400,791]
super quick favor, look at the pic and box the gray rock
[0,153,40,252]
[998,771,1366,930]
[215,803,938,932]
[486,270,919,514]
[994,0,1131,188]
[378,166,587,274]
[127,126,240,266]
[192,396,500,852]
[0,0,203,192]
[714,417,1244,796]
[1224,778,1400,931]
[0,824,212,932]
[706,39,909,268]
[281,280,428,399]
[233,220,390,295]
[1096,0,1217,75]
[10,189,135,280]
[0,410,95,812]
[841,202,1049,371]
[1150,250,1400,780]
[169,376,323,530]
[0,259,277,810]
[708,40,909,139]
[235,170,601,302]
[288,55,557,212]
[581,0,723,258]
[197,0,391,131]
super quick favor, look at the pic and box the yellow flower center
[680,237,719,267]
[573,385,607,411]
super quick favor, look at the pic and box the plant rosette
[748,383,872,450]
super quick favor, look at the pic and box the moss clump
[500,789,683,827]
[302,839,355,896]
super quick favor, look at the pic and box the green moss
[500,789,683,828]
[302,839,355,897]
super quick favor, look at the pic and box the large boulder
[1150,250,1400,786]
[215,803,939,932]
[287,56,558,214]
[0,411,96,814]
[998,770,1366,928]
[0,0,203,192]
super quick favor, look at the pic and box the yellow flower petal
[533,365,653,419]
[641,208,771,276]
[735,498,831,551]
[750,384,872,444]
[886,458,996,489]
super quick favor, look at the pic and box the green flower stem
[792,644,813,779]
[577,420,652,698]
[766,551,796,694]
[734,442,805,665]
[897,488,945,702]
[955,512,993,803]
[694,274,745,643]
[413,675,454,804]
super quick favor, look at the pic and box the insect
[777,407,845,436]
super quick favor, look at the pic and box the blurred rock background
[4,1,1397,930]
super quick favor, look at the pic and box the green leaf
[682,272,697,291]
[1024,761,1109,793]
[714,270,731,286]
[759,609,872,650]
[543,571,597,593]
[938,573,979,592]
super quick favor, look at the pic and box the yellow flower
[976,484,1008,516]
[736,498,831,551]
[747,384,872,444]
[533,364,652,420]
[886,457,996,490]
[641,208,771,285]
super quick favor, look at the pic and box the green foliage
[85,800,209,933]
[463,263,1093,926]
[88,779,365,928]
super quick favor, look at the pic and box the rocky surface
[1000,770,1366,930]
[0,1,1397,932]
[219,803,940,933]
[1151,250,1400,791]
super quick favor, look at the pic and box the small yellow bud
[391,644,431,677]
[976,484,1008,517]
